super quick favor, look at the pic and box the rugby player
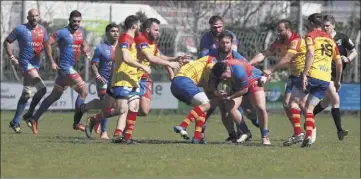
[295,13,342,147]
[312,15,357,140]
[136,18,187,117]
[4,9,48,133]
[198,16,258,143]
[260,19,308,146]
[211,60,271,145]
[84,23,120,139]
[26,10,90,134]
[84,15,151,144]
[250,20,303,135]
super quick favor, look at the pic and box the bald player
[4,9,48,133]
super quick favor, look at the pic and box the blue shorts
[19,63,39,75]
[171,76,201,105]
[110,86,140,99]
[294,76,330,99]
[286,75,298,93]
[139,77,152,99]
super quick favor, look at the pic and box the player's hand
[51,62,59,71]
[215,90,228,99]
[142,66,152,74]
[301,75,308,92]
[96,74,107,85]
[334,82,341,92]
[9,55,19,66]
[263,69,272,77]
[341,56,351,63]
[168,62,180,70]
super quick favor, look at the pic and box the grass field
[1,111,360,178]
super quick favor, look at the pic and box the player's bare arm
[228,88,249,100]
[121,48,151,74]
[249,49,274,65]
[91,62,107,85]
[343,48,357,63]
[264,52,295,75]
[165,66,175,80]
[81,41,90,58]
[3,38,19,66]
[140,49,179,69]
[302,36,315,89]
[45,36,59,71]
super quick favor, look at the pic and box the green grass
[1,111,360,178]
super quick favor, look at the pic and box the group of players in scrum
[5,8,357,147]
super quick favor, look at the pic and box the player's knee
[191,92,210,107]
[283,101,290,110]
[21,87,32,101]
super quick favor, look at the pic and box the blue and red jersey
[6,23,48,72]
[199,30,238,58]
[91,41,115,82]
[208,48,247,62]
[227,60,262,91]
[51,27,86,74]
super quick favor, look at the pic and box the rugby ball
[217,80,232,94]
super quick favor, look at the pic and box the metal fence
[1,27,360,83]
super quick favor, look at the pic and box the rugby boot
[301,136,312,147]
[173,126,190,140]
[283,132,305,146]
[9,121,21,133]
[337,128,348,141]
[85,115,97,138]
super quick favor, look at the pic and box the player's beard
[211,30,221,37]
[70,24,79,31]
[219,48,231,60]
[134,30,139,37]
[148,32,156,42]
[29,21,37,28]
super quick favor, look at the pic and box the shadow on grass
[42,136,280,147]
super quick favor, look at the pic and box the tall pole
[298,0,303,37]
[109,5,112,23]
[21,0,26,23]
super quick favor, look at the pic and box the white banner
[1,81,178,110]
[150,82,178,109]
[0,81,73,110]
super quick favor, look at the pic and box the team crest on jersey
[120,43,129,49]
[139,43,149,49]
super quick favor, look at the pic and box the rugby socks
[313,102,326,115]
[73,96,85,125]
[202,106,217,134]
[194,112,206,140]
[12,96,29,124]
[101,118,108,132]
[291,108,302,135]
[331,108,342,131]
[237,119,250,134]
[124,111,138,140]
[179,106,203,129]
[305,113,315,138]
[285,109,294,126]
[27,88,46,116]
[33,96,56,121]
[260,128,269,138]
